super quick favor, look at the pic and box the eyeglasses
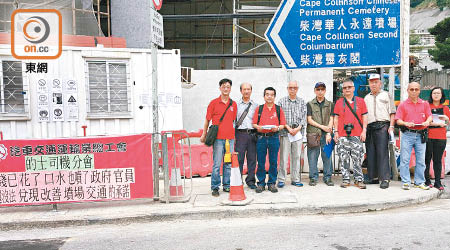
[408,88,420,92]
[342,86,354,90]
[315,88,325,91]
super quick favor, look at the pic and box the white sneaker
[402,183,410,190]
[414,183,430,190]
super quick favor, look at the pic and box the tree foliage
[429,40,450,68]
[429,17,450,42]
[411,0,450,9]
[429,17,450,68]
[436,0,450,10]
[411,0,425,8]
[410,34,421,45]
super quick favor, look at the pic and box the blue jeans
[256,134,280,186]
[399,131,426,185]
[307,134,333,181]
[211,139,234,190]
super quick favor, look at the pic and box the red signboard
[0,134,153,206]
[152,0,163,10]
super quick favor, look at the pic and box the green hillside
[412,0,450,9]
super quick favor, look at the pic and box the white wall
[183,68,333,132]
[0,45,182,139]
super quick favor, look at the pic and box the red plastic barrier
[162,129,214,178]
[162,129,305,178]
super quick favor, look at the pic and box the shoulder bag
[205,99,233,146]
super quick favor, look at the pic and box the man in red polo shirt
[395,82,432,190]
[200,78,237,197]
[252,87,286,193]
[333,78,368,189]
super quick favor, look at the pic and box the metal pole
[162,134,169,204]
[379,67,384,87]
[388,67,399,181]
[389,67,395,101]
[232,0,239,69]
[72,0,76,35]
[400,0,410,101]
[151,4,160,201]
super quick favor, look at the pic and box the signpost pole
[232,0,239,69]
[151,4,160,201]
[400,0,410,101]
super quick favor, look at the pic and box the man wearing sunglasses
[333,79,368,189]
[395,82,432,190]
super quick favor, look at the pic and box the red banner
[0,134,153,206]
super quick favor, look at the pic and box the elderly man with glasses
[277,81,307,188]
[395,82,432,190]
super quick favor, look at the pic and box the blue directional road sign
[265,0,401,69]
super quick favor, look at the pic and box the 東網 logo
[11,9,62,59]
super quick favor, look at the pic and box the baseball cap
[314,82,326,89]
[369,73,380,80]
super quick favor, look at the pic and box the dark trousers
[235,131,257,185]
[256,134,280,186]
[425,138,446,187]
[366,123,390,181]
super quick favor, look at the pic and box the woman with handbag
[425,87,450,190]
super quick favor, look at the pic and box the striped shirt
[277,96,307,136]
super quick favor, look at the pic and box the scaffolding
[0,0,110,36]
[162,0,280,70]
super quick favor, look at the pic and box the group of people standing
[200,76,449,197]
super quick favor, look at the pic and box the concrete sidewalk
[0,174,443,230]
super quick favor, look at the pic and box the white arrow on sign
[266,0,296,68]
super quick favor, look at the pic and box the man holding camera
[277,81,307,188]
[333,79,368,189]
[395,82,432,190]
[364,74,396,189]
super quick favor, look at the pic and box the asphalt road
[1,199,450,250]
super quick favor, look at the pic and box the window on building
[86,61,130,117]
[0,60,27,115]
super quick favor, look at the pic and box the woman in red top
[425,87,450,190]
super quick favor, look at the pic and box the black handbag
[204,99,233,146]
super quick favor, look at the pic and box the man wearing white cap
[364,74,396,189]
